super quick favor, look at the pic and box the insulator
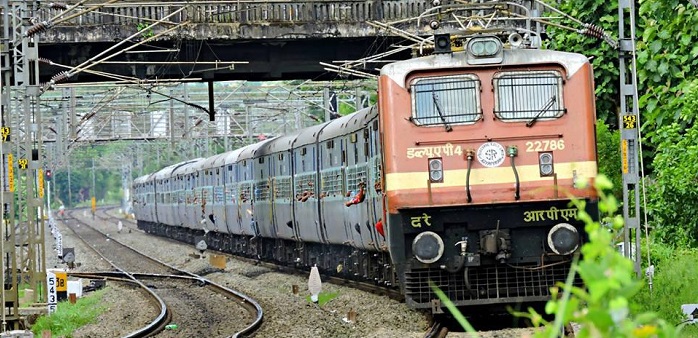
[581,23,604,39]
[38,57,52,65]
[50,71,70,84]
[49,2,69,10]
[25,21,50,37]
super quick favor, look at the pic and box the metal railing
[41,1,430,27]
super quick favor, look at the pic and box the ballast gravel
[46,210,541,337]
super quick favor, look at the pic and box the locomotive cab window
[493,70,565,122]
[410,74,481,126]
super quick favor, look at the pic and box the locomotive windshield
[493,70,565,122]
[410,74,481,127]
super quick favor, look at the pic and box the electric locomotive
[133,33,598,312]
[378,33,598,309]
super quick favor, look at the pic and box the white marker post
[46,270,58,314]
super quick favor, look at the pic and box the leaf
[599,15,614,23]
[681,34,692,46]
[657,30,671,40]
[657,62,669,76]
[645,59,658,72]
[691,45,698,58]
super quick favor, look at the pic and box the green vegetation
[516,176,680,337]
[31,288,107,337]
[596,121,622,199]
[305,291,339,307]
[645,120,698,246]
[548,0,698,331]
[545,0,620,127]
[633,243,698,337]
[135,22,154,39]
[435,176,694,337]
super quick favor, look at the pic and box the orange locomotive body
[377,36,599,308]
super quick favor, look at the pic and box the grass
[31,288,108,337]
[632,244,698,337]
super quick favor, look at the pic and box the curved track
[98,206,404,302]
[95,206,563,337]
[63,208,263,337]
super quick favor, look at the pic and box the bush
[646,120,698,247]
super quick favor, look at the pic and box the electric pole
[618,0,643,277]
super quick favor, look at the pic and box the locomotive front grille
[405,263,579,306]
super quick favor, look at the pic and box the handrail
[39,1,430,27]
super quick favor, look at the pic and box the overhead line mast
[618,0,645,279]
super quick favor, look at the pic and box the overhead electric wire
[58,7,189,81]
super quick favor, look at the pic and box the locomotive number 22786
[525,139,565,152]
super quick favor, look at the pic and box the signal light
[46,170,52,181]
[538,152,554,177]
[428,158,443,183]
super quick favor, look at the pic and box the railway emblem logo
[476,142,505,167]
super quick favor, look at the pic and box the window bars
[494,71,565,121]
[411,74,481,127]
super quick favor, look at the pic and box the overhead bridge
[36,1,434,83]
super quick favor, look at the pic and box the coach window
[410,74,481,127]
[493,70,565,122]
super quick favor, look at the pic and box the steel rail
[63,210,171,337]
[80,207,265,337]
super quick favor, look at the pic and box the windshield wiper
[526,95,557,128]
[432,92,453,132]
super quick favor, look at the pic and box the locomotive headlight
[547,223,579,255]
[466,36,504,65]
[412,231,445,264]
[428,158,443,183]
[467,37,502,57]
[539,152,554,177]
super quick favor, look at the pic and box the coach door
[254,155,274,238]
[273,152,295,240]
[239,160,255,237]
[319,138,347,245]
[292,145,323,243]
[367,118,387,251]
[344,128,375,250]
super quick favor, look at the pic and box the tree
[637,1,698,137]
[546,0,620,127]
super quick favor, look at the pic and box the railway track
[62,208,263,337]
[90,206,563,337]
[96,206,405,301]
